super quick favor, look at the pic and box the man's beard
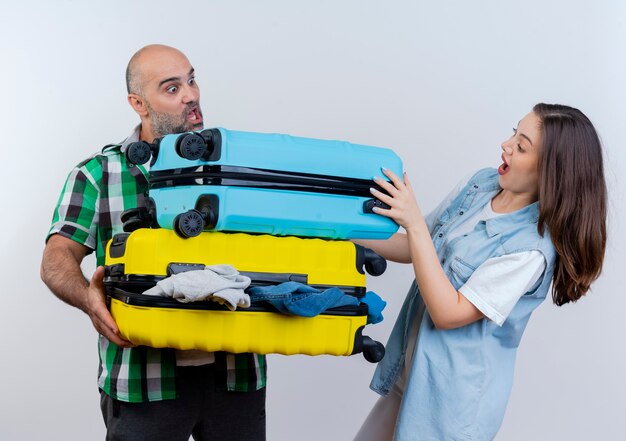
[147,102,204,139]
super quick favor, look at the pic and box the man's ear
[128,93,148,117]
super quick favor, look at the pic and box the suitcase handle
[167,263,309,285]
[363,198,391,214]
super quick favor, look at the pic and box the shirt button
[474,185,478,189]
[459,211,464,215]
[438,233,443,238]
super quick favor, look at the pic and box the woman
[353,103,607,440]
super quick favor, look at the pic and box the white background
[1,1,624,440]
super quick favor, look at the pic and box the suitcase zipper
[149,165,384,198]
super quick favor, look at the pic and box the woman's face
[498,111,542,200]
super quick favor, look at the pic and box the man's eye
[188,77,195,85]
[167,85,178,93]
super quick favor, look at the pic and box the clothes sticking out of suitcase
[105,128,403,363]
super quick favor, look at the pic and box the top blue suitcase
[124,128,403,240]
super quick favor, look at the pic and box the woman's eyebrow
[519,132,534,146]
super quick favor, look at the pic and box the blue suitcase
[124,128,402,239]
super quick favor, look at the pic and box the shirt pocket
[448,257,477,290]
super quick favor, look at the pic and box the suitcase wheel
[176,133,207,160]
[362,337,385,363]
[121,207,157,232]
[364,249,387,276]
[123,217,149,233]
[120,207,143,223]
[126,141,152,165]
[174,210,205,238]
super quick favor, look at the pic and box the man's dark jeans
[100,363,266,441]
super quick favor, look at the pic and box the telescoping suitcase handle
[126,129,222,165]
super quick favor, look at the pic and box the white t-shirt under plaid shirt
[47,126,266,402]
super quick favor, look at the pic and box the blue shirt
[370,168,556,440]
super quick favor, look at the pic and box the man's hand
[85,266,134,348]
[41,234,134,348]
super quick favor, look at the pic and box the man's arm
[41,234,133,347]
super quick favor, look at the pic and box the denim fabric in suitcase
[103,229,386,361]
[124,128,403,239]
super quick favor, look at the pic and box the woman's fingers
[371,168,409,211]
[370,186,394,205]
[373,176,399,197]
[402,172,416,196]
[382,167,404,188]
[369,168,425,230]
[368,197,394,218]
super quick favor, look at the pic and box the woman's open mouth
[498,155,510,175]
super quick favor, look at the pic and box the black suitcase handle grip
[363,198,391,214]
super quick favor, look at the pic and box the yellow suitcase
[104,229,386,362]
[105,228,386,294]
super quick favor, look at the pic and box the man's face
[138,48,204,139]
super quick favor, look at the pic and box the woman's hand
[370,168,425,233]
[371,168,485,329]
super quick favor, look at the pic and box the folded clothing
[143,264,251,310]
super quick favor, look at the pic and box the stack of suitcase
[103,128,403,362]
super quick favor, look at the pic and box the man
[41,44,266,441]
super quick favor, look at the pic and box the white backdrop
[1,1,624,440]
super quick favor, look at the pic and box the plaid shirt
[47,126,267,402]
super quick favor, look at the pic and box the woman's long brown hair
[534,103,607,305]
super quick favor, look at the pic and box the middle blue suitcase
[124,128,403,239]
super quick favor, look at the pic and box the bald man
[41,45,266,441]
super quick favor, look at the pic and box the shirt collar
[484,201,540,237]
[119,124,142,153]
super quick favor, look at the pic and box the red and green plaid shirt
[47,127,266,402]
